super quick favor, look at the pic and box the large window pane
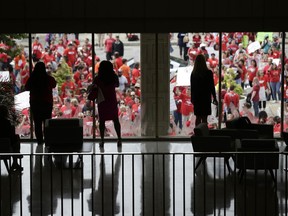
[93,33,141,138]
[222,32,282,138]
[169,32,220,136]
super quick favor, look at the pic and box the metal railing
[0,151,288,215]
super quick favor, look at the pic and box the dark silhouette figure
[25,61,57,145]
[112,35,124,57]
[190,54,218,126]
[91,60,121,147]
[0,104,23,171]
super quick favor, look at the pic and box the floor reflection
[88,155,121,215]
[191,161,234,216]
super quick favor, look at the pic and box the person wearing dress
[190,54,218,126]
[91,60,122,147]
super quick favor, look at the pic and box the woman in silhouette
[25,61,57,145]
[91,60,121,147]
[190,54,218,126]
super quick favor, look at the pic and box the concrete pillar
[140,33,170,137]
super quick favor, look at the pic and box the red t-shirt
[63,48,77,67]
[269,69,281,82]
[104,38,116,52]
[252,85,260,102]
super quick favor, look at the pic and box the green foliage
[0,81,21,126]
[222,68,243,95]
[52,59,72,93]
[0,34,28,58]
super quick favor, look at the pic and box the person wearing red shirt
[32,37,43,62]
[268,63,281,101]
[20,63,30,90]
[134,82,141,97]
[173,86,183,131]
[251,77,260,117]
[180,87,193,123]
[207,53,219,70]
[73,65,86,84]
[247,59,258,87]
[192,33,201,48]
[271,46,280,59]
[227,39,238,54]
[113,52,123,71]
[235,59,247,89]
[60,97,76,118]
[55,39,66,62]
[119,58,131,85]
[224,85,240,114]
[187,43,198,63]
[257,70,270,110]
[42,49,56,66]
[94,56,101,73]
[61,75,76,100]
[14,50,26,77]
[197,44,208,56]
[204,33,215,47]
[104,33,116,61]
[233,32,243,44]
[131,62,141,86]
[63,42,77,69]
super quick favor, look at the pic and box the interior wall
[1,0,287,32]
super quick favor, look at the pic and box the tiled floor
[1,141,288,215]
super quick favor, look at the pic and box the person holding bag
[89,60,122,148]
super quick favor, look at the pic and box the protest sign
[176,66,193,87]
[247,41,261,54]
[15,91,30,111]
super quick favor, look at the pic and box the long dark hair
[30,61,49,89]
[192,54,209,77]
[98,60,116,84]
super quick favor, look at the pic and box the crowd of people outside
[2,32,288,138]
[170,32,288,136]
[0,33,141,138]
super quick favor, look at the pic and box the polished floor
[1,141,288,216]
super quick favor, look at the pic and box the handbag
[87,84,98,101]
[87,83,105,104]
[183,35,189,43]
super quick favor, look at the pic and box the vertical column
[141,34,157,136]
[140,34,170,137]
[157,34,170,136]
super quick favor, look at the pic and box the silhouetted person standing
[91,60,122,148]
[25,61,57,145]
[190,54,218,126]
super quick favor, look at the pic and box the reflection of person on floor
[0,174,21,215]
[191,163,234,216]
[27,145,58,215]
[0,104,23,171]
[88,155,121,215]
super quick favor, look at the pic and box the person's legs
[270,82,277,100]
[201,115,208,124]
[253,101,259,117]
[113,118,122,146]
[99,120,105,143]
[276,81,281,101]
[32,112,44,145]
[263,101,266,109]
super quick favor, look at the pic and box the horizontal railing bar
[0,151,285,156]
